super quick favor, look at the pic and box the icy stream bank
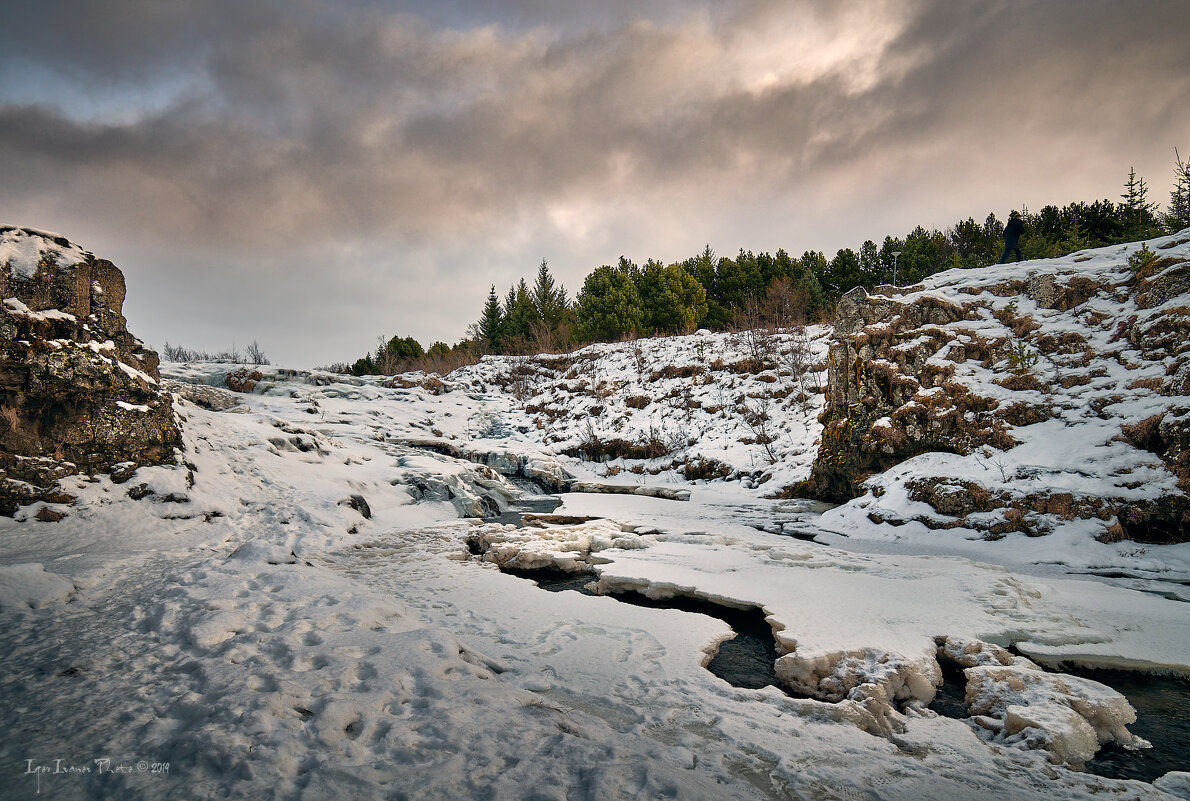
[507,565,783,691]
[5,354,1183,799]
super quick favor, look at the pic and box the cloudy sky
[2,0,1188,367]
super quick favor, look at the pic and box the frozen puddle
[507,566,784,692]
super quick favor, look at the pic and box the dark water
[927,659,970,721]
[1078,668,1190,782]
[510,568,783,691]
[509,569,1189,781]
[930,656,1190,783]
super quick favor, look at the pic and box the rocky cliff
[795,231,1190,543]
[0,226,181,515]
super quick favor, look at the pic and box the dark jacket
[1003,217,1024,247]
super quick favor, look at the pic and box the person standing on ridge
[999,210,1025,263]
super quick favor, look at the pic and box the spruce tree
[531,259,568,327]
[479,285,504,354]
[1121,167,1158,240]
[1167,148,1190,233]
[502,279,539,353]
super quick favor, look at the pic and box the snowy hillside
[806,229,1190,561]
[448,326,833,490]
[3,236,1190,799]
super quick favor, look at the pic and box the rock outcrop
[794,231,1190,542]
[0,226,181,515]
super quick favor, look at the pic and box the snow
[1156,773,1190,800]
[2,234,1189,798]
[0,227,88,280]
[0,563,76,609]
[3,296,77,321]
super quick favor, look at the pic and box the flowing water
[1077,668,1190,782]
[499,486,1188,783]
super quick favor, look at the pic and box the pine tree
[1167,148,1190,233]
[1121,167,1158,240]
[478,285,504,354]
[531,259,568,327]
[575,264,643,342]
[637,260,707,335]
[501,279,538,353]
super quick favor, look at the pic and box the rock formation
[794,232,1190,542]
[0,226,181,515]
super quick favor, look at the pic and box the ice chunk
[469,519,645,573]
[964,661,1149,766]
[774,644,941,705]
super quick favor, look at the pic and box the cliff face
[0,226,181,515]
[796,231,1190,543]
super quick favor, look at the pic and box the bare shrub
[647,364,707,381]
[740,395,779,464]
[681,457,732,481]
[163,341,250,363]
[781,326,815,413]
[565,418,672,462]
[732,298,777,367]
[0,404,21,435]
[764,277,810,330]
[245,340,270,365]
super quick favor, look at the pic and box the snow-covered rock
[0,226,181,514]
[803,230,1190,543]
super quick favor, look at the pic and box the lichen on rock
[0,226,182,515]
[791,233,1190,542]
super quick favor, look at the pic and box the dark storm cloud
[4,0,1188,247]
[2,0,1188,365]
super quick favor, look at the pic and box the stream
[493,486,1190,784]
[514,562,1190,782]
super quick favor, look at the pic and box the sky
[2,0,1188,368]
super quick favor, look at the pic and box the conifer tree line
[345,154,1190,375]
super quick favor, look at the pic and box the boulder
[0,226,181,514]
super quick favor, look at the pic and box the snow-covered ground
[3,245,1190,799]
[0,358,1182,800]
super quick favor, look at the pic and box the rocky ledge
[794,230,1190,543]
[0,226,181,516]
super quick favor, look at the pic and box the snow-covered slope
[448,326,832,490]
[807,230,1190,555]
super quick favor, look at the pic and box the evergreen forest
[345,154,1190,376]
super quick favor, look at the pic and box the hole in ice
[506,568,791,693]
[926,658,969,721]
